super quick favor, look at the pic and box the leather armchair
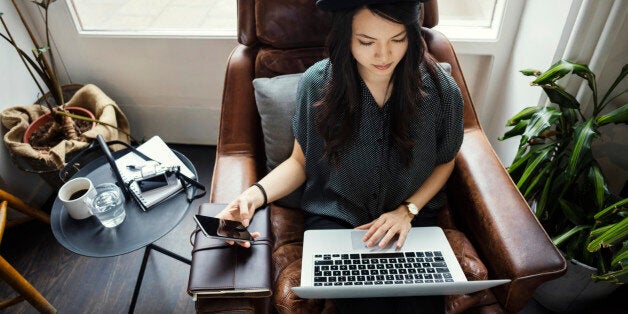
[194,0,567,313]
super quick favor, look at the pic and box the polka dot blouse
[292,59,464,227]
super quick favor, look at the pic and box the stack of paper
[115,136,194,210]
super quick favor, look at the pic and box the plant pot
[22,107,96,144]
[533,258,621,313]
[2,84,131,190]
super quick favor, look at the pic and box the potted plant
[1,0,94,145]
[1,0,132,188]
[499,59,627,311]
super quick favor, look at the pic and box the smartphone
[193,215,255,242]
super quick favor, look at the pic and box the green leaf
[513,144,529,163]
[517,145,553,190]
[588,161,609,210]
[508,146,533,175]
[553,225,590,247]
[533,60,574,85]
[591,267,628,284]
[611,242,628,268]
[587,217,628,252]
[521,107,561,145]
[524,156,554,199]
[597,104,628,125]
[533,59,592,85]
[570,63,596,96]
[560,107,578,130]
[534,60,594,110]
[542,84,581,109]
[520,69,541,77]
[566,118,599,181]
[595,198,628,220]
[559,198,586,225]
[536,168,557,219]
[499,120,529,141]
[599,64,628,108]
[506,106,540,126]
[590,224,614,238]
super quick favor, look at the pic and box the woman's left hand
[356,206,413,249]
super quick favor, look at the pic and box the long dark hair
[315,2,442,166]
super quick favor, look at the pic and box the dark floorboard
[2,143,627,314]
[0,144,215,313]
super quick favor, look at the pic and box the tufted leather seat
[193,0,567,313]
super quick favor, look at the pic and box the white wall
[461,0,581,166]
[0,1,53,207]
[42,1,237,145]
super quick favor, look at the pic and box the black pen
[96,134,129,198]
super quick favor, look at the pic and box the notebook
[292,227,510,298]
[115,136,195,210]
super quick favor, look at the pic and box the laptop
[292,227,510,299]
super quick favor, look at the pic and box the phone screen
[137,173,170,192]
[194,215,254,242]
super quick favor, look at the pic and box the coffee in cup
[58,177,97,220]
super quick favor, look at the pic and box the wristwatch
[402,201,419,216]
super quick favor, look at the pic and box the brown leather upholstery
[197,0,567,313]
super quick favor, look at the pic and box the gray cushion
[253,73,304,208]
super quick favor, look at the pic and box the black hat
[316,0,429,12]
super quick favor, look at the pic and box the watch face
[407,203,419,215]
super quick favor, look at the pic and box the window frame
[64,0,506,41]
[434,0,507,42]
[64,0,238,38]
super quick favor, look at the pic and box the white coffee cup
[58,177,97,220]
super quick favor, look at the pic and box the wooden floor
[2,143,627,314]
[0,144,215,313]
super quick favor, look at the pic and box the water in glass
[91,183,126,227]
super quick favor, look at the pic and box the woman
[218,0,463,312]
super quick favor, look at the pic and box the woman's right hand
[215,187,264,248]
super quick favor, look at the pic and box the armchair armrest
[217,44,262,157]
[211,44,264,203]
[210,154,258,203]
[448,128,566,313]
[203,65,269,311]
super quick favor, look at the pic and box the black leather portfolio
[188,203,273,299]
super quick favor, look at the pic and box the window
[435,0,505,41]
[67,0,236,37]
[439,0,497,27]
[67,0,504,40]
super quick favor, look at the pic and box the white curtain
[558,0,628,193]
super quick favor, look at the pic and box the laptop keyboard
[312,251,453,286]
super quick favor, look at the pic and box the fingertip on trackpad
[350,230,397,251]
[350,230,368,250]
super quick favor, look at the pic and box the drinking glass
[86,183,126,228]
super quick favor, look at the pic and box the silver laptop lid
[295,227,510,298]
[292,279,511,298]
[300,227,467,286]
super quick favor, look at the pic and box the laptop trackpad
[351,230,397,251]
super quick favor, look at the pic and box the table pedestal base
[129,243,191,313]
